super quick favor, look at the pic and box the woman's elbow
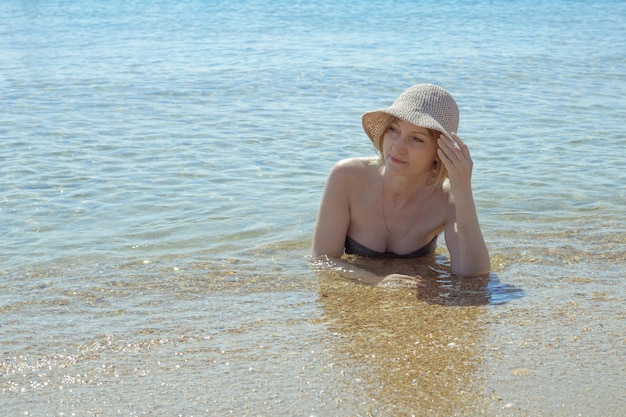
[451,259,491,278]
[311,244,343,259]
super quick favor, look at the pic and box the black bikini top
[344,235,438,259]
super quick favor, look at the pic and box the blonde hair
[374,116,448,190]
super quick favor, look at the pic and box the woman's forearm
[312,255,385,285]
[312,256,423,288]
[453,221,490,276]
[450,193,491,276]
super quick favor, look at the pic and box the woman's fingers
[451,132,470,158]
[437,135,460,165]
[438,133,471,167]
[377,274,423,289]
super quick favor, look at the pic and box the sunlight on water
[1,0,625,415]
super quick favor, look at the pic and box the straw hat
[362,84,459,151]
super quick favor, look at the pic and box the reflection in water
[417,272,525,307]
[317,276,486,415]
[313,254,524,415]
[338,253,525,306]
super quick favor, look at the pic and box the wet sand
[1,245,624,416]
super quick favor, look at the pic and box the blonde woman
[312,84,490,286]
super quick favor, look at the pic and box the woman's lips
[389,155,407,164]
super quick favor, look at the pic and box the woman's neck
[381,166,430,207]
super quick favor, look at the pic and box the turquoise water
[1,0,625,415]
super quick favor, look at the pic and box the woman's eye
[412,136,423,142]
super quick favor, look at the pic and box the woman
[312,84,490,286]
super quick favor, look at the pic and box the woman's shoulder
[331,157,379,175]
[441,179,456,204]
[432,178,453,203]
[326,157,379,188]
[432,179,457,218]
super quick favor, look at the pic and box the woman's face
[381,119,438,177]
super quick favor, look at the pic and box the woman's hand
[437,132,473,196]
[377,274,423,289]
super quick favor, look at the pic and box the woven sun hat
[362,84,459,151]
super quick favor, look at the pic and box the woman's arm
[443,190,491,276]
[312,255,423,288]
[311,160,352,258]
[438,133,491,277]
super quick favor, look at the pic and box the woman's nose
[393,135,408,152]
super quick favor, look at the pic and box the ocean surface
[1,0,625,415]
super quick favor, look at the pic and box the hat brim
[362,108,453,152]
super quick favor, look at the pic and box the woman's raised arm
[438,133,491,276]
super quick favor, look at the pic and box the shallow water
[1,0,625,415]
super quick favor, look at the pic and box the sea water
[1,0,625,415]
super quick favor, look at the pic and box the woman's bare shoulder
[434,179,457,219]
[331,157,379,175]
[325,157,378,192]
